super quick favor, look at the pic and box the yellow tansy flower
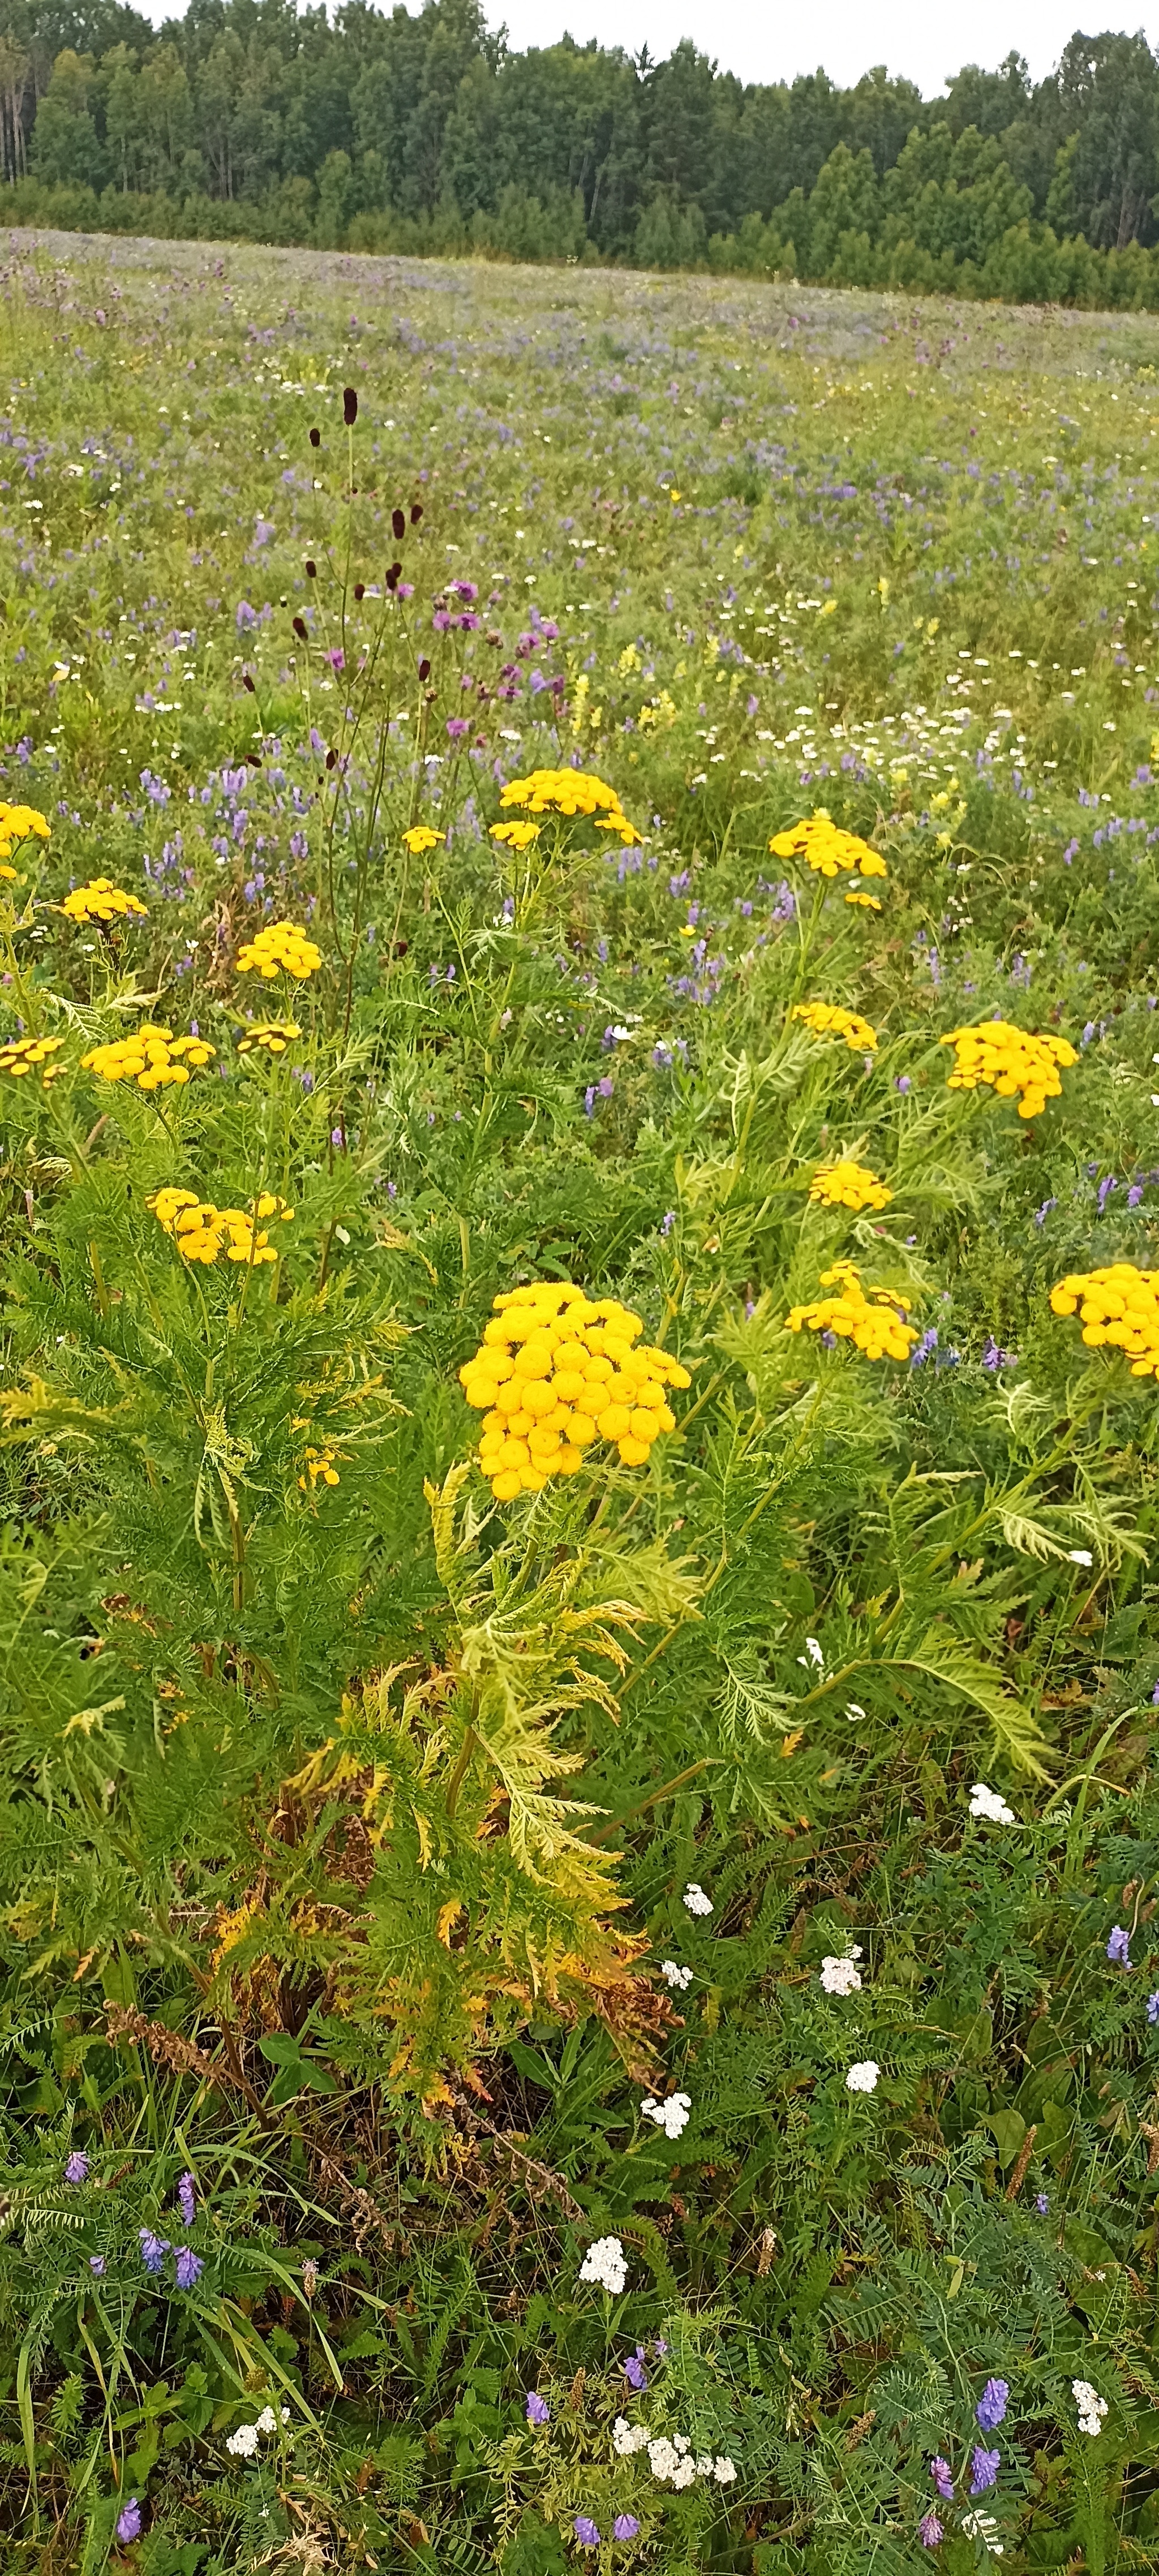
[61,877,147,924]
[235,920,323,980]
[785,1261,918,1362]
[1051,1263,1159,1377]
[148,1186,293,1268]
[235,1020,302,1057]
[82,1026,215,1091]
[499,768,641,848]
[809,1160,892,1214]
[0,1033,65,1082]
[769,810,888,882]
[401,825,445,855]
[793,1000,879,1053]
[458,1279,690,1500]
[299,1446,341,1490]
[490,819,542,850]
[941,1020,1076,1121]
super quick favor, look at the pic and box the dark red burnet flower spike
[410,502,423,525]
[242,674,255,694]
[343,386,358,426]
[293,616,308,641]
[354,582,365,601]
[309,427,321,449]
[418,656,431,682]
[392,506,406,541]
[305,559,317,579]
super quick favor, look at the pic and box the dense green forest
[7,6,1159,309]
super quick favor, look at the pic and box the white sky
[483,0,1154,94]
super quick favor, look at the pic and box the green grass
[2,235,1159,2574]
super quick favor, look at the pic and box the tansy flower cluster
[235,921,323,980]
[81,1026,215,1090]
[490,819,541,850]
[793,1000,879,1053]
[809,1160,892,1213]
[148,1187,293,1267]
[0,799,49,878]
[235,1020,301,1057]
[299,1446,340,1490]
[1050,1264,1159,1375]
[786,1261,918,1361]
[459,1280,690,1500]
[941,1020,1077,1120]
[401,825,444,855]
[61,877,147,924]
[499,768,641,846]
[0,1033,65,1083]
[770,810,888,907]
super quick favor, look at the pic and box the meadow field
[6,230,1159,2572]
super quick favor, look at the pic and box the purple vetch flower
[65,2151,89,2184]
[89,2254,106,2275]
[660,1210,676,1235]
[526,2391,550,2424]
[1107,1925,1131,1967]
[139,2229,170,2276]
[930,2459,955,2501]
[115,2497,141,2543]
[573,2517,601,2546]
[982,1335,1015,1371]
[918,2513,943,2549]
[624,2348,649,2390]
[970,2447,1000,2495]
[895,1073,912,1093]
[177,2171,196,2228]
[1147,1992,1159,2025]
[976,2379,1009,2433]
[174,2246,203,2289]
[613,2515,641,2539]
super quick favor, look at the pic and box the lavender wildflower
[1107,1925,1131,1967]
[64,2151,89,2184]
[139,2229,170,2276]
[976,2379,1008,2433]
[624,2348,649,2390]
[526,2391,550,2424]
[970,2447,1000,2495]
[174,2246,203,2289]
[574,2516,601,2545]
[1036,2192,1050,2213]
[177,2171,196,2227]
[930,2459,955,2501]
[918,2513,944,2548]
[89,2254,106,2275]
[115,2498,141,2543]
[613,2515,641,2539]
[1148,1993,1159,2024]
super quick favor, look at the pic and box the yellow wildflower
[809,1160,892,1214]
[941,1020,1076,1121]
[785,1261,918,1362]
[499,768,641,848]
[235,920,323,980]
[845,890,883,911]
[769,811,888,882]
[1050,1263,1159,1377]
[793,1000,879,1053]
[299,1446,341,1490]
[401,825,445,855]
[0,800,49,858]
[82,1025,215,1091]
[235,1019,302,1057]
[61,876,148,924]
[0,1033,65,1083]
[458,1278,691,1501]
[490,819,542,850]
[148,1186,293,1268]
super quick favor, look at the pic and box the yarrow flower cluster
[682,1881,713,1916]
[148,1186,293,1268]
[969,1783,1016,1824]
[81,1025,215,1091]
[785,1261,919,1362]
[579,2234,628,2293]
[845,2059,880,2093]
[660,1958,693,1989]
[1072,2379,1108,2436]
[235,1018,302,1057]
[792,999,879,1052]
[941,1020,1077,1120]
[498,766,641,846]
[458,1279,690,1499]
[235,919,323,980]
[640,2090,691,2139]
[60,875,147,924]
[769,809,888,908]
[226,2404,290,2458]
[0,1032,65,1084]
[1049,1262,1159,1377]
[808,1159,892,1213]
[820,1946,863,1995]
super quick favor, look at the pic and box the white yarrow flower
[641,2090,692,2140]
[578,2233,628,2293]
[714,2455,738,2484]
[969,1782,1016,1824]
[613,2416,649,2456]
[845,2059,880,2094]
[1072,2379,1107,2436]
[682,1882,714,1916]
[672,2455,697,2488]
[1068,1548,1094,1567]
[226,2423,260,2458]
[820,1947,863,1995]
[647,2436,681,2482]
[660,1959,693,1990]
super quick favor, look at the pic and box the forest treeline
[6,0,1159,304]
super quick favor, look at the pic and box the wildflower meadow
[6,231,1159,2571]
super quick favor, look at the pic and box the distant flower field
[5,235,1159,2571]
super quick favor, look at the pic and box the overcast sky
[480,0,1156,94]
